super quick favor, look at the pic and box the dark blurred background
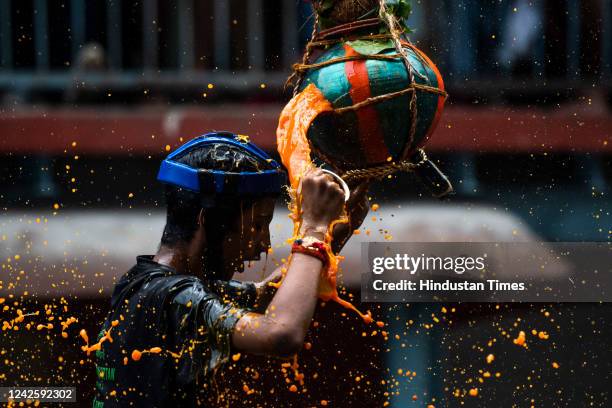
[0,1,611,407]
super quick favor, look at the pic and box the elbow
[270,328,304,358]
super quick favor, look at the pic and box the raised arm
[232,169,344,358]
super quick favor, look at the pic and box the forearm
[251,266,282,312]
[331,222,351,254]
[331,181,370,253]
[264,253,321,331]
[233,233,325,356]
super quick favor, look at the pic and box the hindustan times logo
[372,254,486,275]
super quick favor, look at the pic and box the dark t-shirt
[92,256,255,407]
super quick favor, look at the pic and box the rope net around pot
[285,0,448,183]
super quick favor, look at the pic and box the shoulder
[169,277,247,335]
[168,276,216,306]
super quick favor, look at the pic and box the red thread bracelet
[291,242,329,266]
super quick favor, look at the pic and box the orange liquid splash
[128,341,203,364]
[276,83,372,324]
[80,320,118,355]
[2,309,39,331]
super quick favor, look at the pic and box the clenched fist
[299,169,345,235]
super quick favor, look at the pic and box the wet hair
[161,143,276,247]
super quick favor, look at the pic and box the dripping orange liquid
[276,83,372,324]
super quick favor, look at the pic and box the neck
[153,241,207,277]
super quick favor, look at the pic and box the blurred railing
[0,0,308,96]
[0,0,610,101]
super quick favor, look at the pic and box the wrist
[291,238,330,267]
[300,222,328,240]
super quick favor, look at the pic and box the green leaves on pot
[383,0,412,32]
[313,0,413,33]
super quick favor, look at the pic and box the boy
[92,132,368,407]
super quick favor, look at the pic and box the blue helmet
[157,131,285,205]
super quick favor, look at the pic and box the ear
[197,208,205,227]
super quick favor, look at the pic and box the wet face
[218,197,275,279]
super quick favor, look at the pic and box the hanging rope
[286,12,320,96]
[341,149,429,183]
[334,83,446,114]
[377,0,419,153]
[293,53,406,73]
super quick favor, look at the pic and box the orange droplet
[412,395,418,401]
[236,134,251,143]
[352,229,360,235]
[469,388,478,397]
[289,384,298,393]
[123,357,128,365]
[513,330,526,346]
[486,353,495,364]
[131,350,142,361]
[371,204,380,211]
[321,400,328,406]
[149,347,162,354]
[111,320,119,327]
[79,329,89,344]
[165,144,171,152]
[552,362,559,369]
[232,353,241,362]
[304,342,312,350]
[61,331,68,338]
[376,321,385,328]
